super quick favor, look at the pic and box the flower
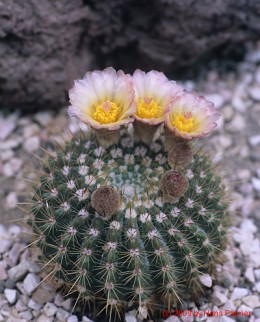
[68,67,136,130]
[165,92,221,140]
[133,70,183,125]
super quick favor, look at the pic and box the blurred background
[1,0,260,111]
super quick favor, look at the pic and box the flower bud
[160,170,189,203]
[91,186,120,217]
[168,142,193,170]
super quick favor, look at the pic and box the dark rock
[1,0,260,111]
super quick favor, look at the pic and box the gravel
[0,43,260,321]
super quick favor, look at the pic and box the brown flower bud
[168,142,193,170]
[91,186,120,217]
[160,170,189,203]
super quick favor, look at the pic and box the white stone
[23,123,40,139]
[212,291,228,306]
[18,310,33,320]
[222,105,234,121]
[249,135,260,146]
[2,158,22,177]
[82,317,95,322]
[219,316,236,322]
[218,135,232,148]
[125,311,137,322]
[238,304,253,313]
[43,302,57,317]
[34,111,53,127]
[0,149,14,161]
[255,281,260,293]
[23,273,40,295]
[0,137,22,150]
[37,314,53,322]
[0,240,12,253]
[222,300,236,312]
[5,192,18,210]
[4,288,17,304]
[0,261,7,280]
[67,316,78,322]
[227,113,246,132]
[249,86,260,101]
[252,177,260,191]
[23,136,40,153]
[244,267,255,283]
[165,316,182,322]
[255,269,260,280]
[230,287,248,300]
[28,298,42,310]
[56,308,70,321]
[0,114,17,140]
[205,94,224,109]
[242,295,260,308]
[199,274,212,287]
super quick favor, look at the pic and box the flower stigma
[136,97,163,119]
[93,100,120,124]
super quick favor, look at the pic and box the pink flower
[165,92,221,140]
[68,67,136,130]
[133,70,183,125]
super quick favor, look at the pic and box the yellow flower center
[172,112,195,132]
[136,97,163,119]
[93,101,120,124]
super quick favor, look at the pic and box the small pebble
[23,136,40,153]
[4,288,17,304]
[43,302,57,317]
[68,315,78,322]
[231,287,248,300]
[23,273,40,295]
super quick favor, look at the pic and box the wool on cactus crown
[28,126,229,321]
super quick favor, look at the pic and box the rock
[15,299,27,312]
[61,298,72,310]
[222,300,236,312]
[56,308,70,321]
[34,112,53,127]
[82,317,95,322]
[23,123,40,139]
[252,177,260,191]
[4,289,17,305]
[23,273,40,295]
[18,311,33,320]
[249,135,260,146]
[0,137,22,150]
[43,303,57,317]
[23,136,40,153]
[5,192,18,210]
[0,240,12,253]
[0,115,17,140]
[7,243,24,267]
[68,316,78,322]
[231,287,248,300]
[32,282,54,304]
[212,291,228,306]
[255,269,260,281]
[1,1,260,110]
[249,86,260,101]
[244,267,255,283]
[0,149,14,161]
[37,314,53,322]
[205,94,224,109]
[28,299,42,310]
[8,261,28,282]
[222,105,234,121]
[255,282,260,293]
[125,310,137,322]
[0,262,7,281]
[164,316,181,322]
[227,114,246,132]
[2,158,23,178]
[219,316,237,322]
[242,295,260,309]
[254,308,260,318]
[199,274,212,288]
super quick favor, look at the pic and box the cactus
[28,126,229,321]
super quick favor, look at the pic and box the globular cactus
[28,68,229,321]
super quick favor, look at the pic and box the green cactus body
[29,127,229,320]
